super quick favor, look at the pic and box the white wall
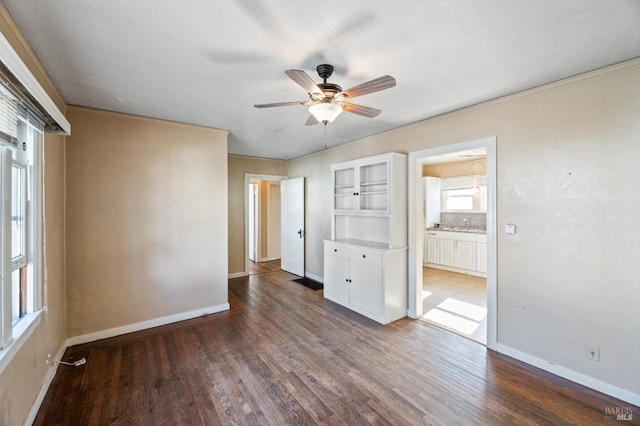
[287,59,640,403]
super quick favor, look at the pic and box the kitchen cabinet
[439,237,456,266]
[439,231,476,270]
[476,234,487,274]
[324,241,407,324]
[457,239,477,270]
[425,231,439,264]
[424,230,485,277]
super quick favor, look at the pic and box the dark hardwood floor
[249,258,281,275]
[35,270,638,425]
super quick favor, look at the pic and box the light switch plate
[505,224,516,234]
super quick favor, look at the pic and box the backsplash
[439,213,486,230]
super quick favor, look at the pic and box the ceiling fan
[255,64,396,126]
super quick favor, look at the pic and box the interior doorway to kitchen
[422,150,488,344]
[408,137,496,349]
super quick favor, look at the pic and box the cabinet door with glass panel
[333,165,357,212]
[332,157,390,214]
[357,159,389,213]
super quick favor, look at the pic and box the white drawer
[350,247,383,266]
[325,242,349,259]
[476,234,487,243]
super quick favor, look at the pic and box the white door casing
[241,173,287,279]
[408,136,497,350]
[248,183,257,262]
[281,177,305,276]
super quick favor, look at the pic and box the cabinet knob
[362,254,366,258]
[334,249,337,252]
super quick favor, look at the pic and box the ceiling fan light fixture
[309,102,343,125]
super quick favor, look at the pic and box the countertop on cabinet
[427,227,486,235]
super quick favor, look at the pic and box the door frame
[407,136,497,350]
[248,182,258,262]
[243,173,287,276]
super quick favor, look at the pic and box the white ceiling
[3,1,639,160]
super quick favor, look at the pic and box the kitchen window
[441,175,486,212]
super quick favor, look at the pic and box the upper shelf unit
[332,154,405,214]
[330,152,407,248]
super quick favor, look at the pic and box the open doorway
[244,174,287,276]
[421,150,488,344]
[408,137,497,350]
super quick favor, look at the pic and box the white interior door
[281,177,305,276]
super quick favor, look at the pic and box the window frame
[440,175,487,213]
[0,111,45,366]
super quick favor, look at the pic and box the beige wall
[65,107,229,337]
[423,158,486,177]
[288,60,640,398]
[0,5,68,424]
[228,155,287,275]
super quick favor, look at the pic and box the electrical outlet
[587,346,600,362]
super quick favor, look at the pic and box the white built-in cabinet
[324,242,407,324]
[425,230,486,277]
[324,153,407,324]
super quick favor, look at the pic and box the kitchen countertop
[427,226,486,235]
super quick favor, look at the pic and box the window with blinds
[441,175,487,212]
[0,88,45,351]
[0,92,19,150]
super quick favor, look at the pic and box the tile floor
[421,267,487,344]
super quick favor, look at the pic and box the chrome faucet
[463,219,470,229]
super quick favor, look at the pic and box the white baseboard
[66,303,230,347]
[497,344,640,407]
[25,341,67,425]
[228,271,248,279]
[304,272,324,283]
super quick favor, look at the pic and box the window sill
[0,309,43,375]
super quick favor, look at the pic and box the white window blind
[441,176,476,190]
[0,92,18,150]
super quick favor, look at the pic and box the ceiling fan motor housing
[316,64,334,81]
